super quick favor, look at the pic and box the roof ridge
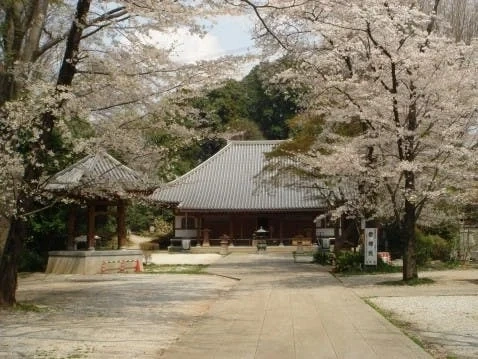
[228,140,285,145]
[47,153,94,181]
[91,151,126,179]
[85,151,102,174]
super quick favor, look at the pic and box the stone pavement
[160,254,432,359]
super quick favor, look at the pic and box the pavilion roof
[150,140,325,212]
[45,151,148,199]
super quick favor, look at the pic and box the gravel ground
[370,296,478,359]
[339,269,478,359]
[0,273,236,358]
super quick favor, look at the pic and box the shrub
[331,250,402,274]
[335,251,363,272]
[416,230,452,265]
[152,217,173,237]
[375,257,402,273]
[313,250,335,265]
[19,249,47,272]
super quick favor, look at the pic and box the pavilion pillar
[67,207,76,250]
[117,200,127,249]
[87,202,96,250]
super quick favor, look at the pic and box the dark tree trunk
[402,193,418,281]
[401,76,419,281]
[0,73,17,106]
[0,204,27,306]
[57,0,92,86]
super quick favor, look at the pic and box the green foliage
[66,116,95,140]
[126,204,171,233]
[374,258,403,273]
[333,251,401,274]
[188,60,299,141]
[241,63,299,139]
[313,250,335,265]
[22,204,69,271]
[335,251,363,272]
[13,302,48,312]
[151,217,173,237]
[331,116,365,137]
[416,230,452,265]
[142,264,208,274]
[168,138,226,178]
[227,118,264,140]
[282,113,326,153]
[383,221,457,263]
[147,59,303,180]
[420,222,458,242]
[18,249,47,272]
[378,278,435,286]
[28,206,67,236]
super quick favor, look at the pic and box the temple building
[151,141,329,247]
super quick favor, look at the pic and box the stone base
[46,250,144,275]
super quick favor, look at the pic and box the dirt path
[127,233,154,249]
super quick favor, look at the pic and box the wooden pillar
[67,206,76,250]
[87,202,96,250]
[279,219,283,242]
[240,215,243,239]
[117,200,127,249]
[202,228,210,247]
[229,216,234,238]
[196,216,202,246]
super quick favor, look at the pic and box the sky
[144,15,258,76]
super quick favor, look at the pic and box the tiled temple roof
[150,141,325,212]
[46,151,147,197]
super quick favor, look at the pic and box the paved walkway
[160,254,432,359]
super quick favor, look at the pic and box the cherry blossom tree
[419,0,478,43]
[0,0,244,306]
[241,0,478,280]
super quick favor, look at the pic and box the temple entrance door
[257,217,269,230]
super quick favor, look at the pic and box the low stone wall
[46,250,144,275]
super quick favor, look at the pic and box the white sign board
[364,228,378,265]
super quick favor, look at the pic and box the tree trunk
[0,216,26,306]
[402,173,418,281]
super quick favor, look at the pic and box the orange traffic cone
[135,259,142,272]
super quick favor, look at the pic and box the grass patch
[142,264,208,274]
[13,302,48,312]
[419,260,461,271]
[338,265,403,276]
[378,277,435,286]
